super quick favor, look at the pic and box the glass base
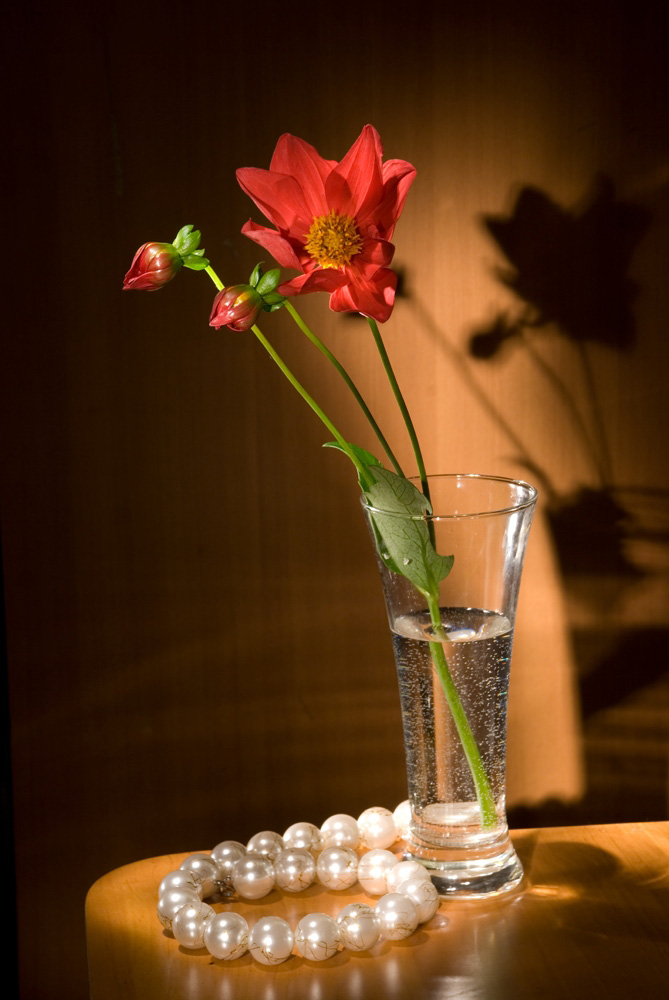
[404,839,524,898]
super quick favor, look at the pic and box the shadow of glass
[519,837,669,945]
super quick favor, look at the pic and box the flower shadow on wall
[468,175,660,603]
[467,176,669,756]
[471,173,645,354]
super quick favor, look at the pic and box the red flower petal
[325,125,384,219]
[279,269,347,296]
[357,236,396,269]
[269,134,334,218]
[329,268,397,323]
[240,220,304,270]
[370,159,417,239]
[236,168,312,235]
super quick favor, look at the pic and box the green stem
[285,302,404,476]
[249,323,374,490]
[367,317,431,504]
[204,265,224,292]
[426,591,497,828]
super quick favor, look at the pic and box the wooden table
[86,822,669,999]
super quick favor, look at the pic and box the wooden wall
[3,1,668,997]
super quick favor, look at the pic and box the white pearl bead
[320,813,360,849]
[204,911,249,961]
[231,854,275,900]
[316,846,359,890]
[357,849,398,895]
[248,916,294,965]
[283,821,323,852]
[385,860,431,893]
[246,830,285,861]
[179,854,218,898]
[357,806,397,849]
[274,848,317,892]
[337,902,381,952]
[375,892,419,940]
[397,876,440,923]
[210,841,247,892]
[159,869,204,900]
[157,888,202,930]
[211,840,246,866]
[172,900,215,949]
[393,799,412,840]
[294,912,341,961]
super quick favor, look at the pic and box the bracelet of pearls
[157,801,441,965]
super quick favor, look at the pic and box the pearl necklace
[157,802,441,965]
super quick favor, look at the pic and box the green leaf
[368,514,403,575]
[323,441,383,468]
[173,225,202,256]
[364,468,453,596]
[263,292,286,306]
[323,440,384,488]
[173,224,193,244]
[182,253,210,270]
[249,262,264,286]
[256,268,281,295]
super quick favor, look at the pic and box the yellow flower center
[304,210,363,269]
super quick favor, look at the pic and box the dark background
[2,1,668,997]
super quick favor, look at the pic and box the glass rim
[360,473,538,520]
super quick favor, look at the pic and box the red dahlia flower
[236,125,416,323]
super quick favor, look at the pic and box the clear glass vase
[363,474,537,897]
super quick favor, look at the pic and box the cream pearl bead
[337,902,381,952]
[396,875,440,923]
[375,892,419,940]
[172,900,215,949]
[159,869,204,900]
[283,821,323,852]
[316,846,359,890]
[393,799,412,840]
[248,916,294,965]
[274,848,317,892]
[231,853,275,900]
[385,859,430,893]
[204,911,249,961]
[179,854,218,898]
[320,813,360,849]
[211,840,246,867]
[294,912,341,961]
[357,806,398,849]
[157,888,202,930]
[246,830,285,861]
[210,841,246,892]
[357,849,398,895]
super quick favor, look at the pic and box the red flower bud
[209,285,263,332]
[123,242,183,291]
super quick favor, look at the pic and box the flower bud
[209,285,263,332]
[123,242,183,291]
